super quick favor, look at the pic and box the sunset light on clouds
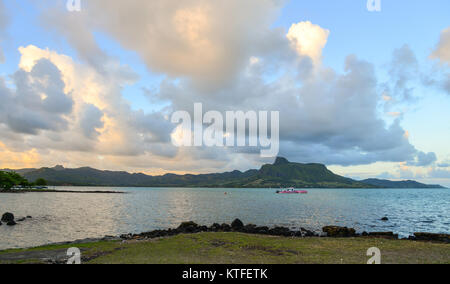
[0,0,449,186]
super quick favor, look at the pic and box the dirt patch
[81,247,125,263]
[243,245,301,256]
[0,248,80,264]
[0,246,124,264]
[210,240,228,247]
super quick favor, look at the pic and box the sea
[0,187,449,250]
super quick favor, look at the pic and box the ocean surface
[0,187,449,250]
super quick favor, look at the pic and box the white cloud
[0,45,178,169]
[431,27,450,65]
[0,1,443,176]
[287,21,330,65]
[43,0,286,90]
[429,27,450,96]
[0,58,73,134]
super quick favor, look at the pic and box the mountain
[11,157,445,189]
[360,178,445,189]
[1,168,38,175]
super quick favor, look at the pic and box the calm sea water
[0,187,449,250]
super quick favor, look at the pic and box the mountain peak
[52,165,65,171]
[273,157,290,165]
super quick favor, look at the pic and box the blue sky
[0,0,449,186]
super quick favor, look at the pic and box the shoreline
[2,220,449,251]
[0,189,125,194]
[0,220,449,264]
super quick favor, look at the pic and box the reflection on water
[0,187,449,249]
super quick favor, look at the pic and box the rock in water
[1,212,14,223]
[381,217,389,221]
[7,221,17,226]
[231,219,244,230]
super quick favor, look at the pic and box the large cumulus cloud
[0,0,443,174]
[0,45,177,171]
[42,0,287,90]
[0,58,73,134]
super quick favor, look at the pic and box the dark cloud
[382,44,419,103]
[155,53,426,166]
[438,162,450,168]
[0,59,73,134]
[409,151,438,167]
[80,104,104,138]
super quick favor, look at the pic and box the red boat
[276,188,308,194]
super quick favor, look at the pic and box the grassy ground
[1,232,449,264]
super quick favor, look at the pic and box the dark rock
[414,232,450,243]
[368,232,398,239]
[120,233,133,240]
[209,223,221,232]
[26,216,32,219]
[242,224,257,233]
[301,228,315,237]
[7,221,17,226]
[381,217,389,221]
[257,226,270,234]
[177,221,199,233]
[17,218,26,222]
[0,221,2,226]
[1,212,14,223]
[220,223,231,232]
[322,226,356,237]
[269,227,294,237]
[231,219,244,230]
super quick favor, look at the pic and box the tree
[0,171,15,190]
[0,171,30,190]
[35,178,48,186]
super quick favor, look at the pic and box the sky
[0,0,449,186]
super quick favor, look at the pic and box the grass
[1,232,449,264]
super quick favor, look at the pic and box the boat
[276,187,308,194]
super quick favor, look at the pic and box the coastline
[1,220,449,264]
[0,189,125,194]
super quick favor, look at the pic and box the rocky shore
[119,219,450,244]
[2,212,449,246]
[0,189,125,194]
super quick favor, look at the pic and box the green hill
[8,157,444,189]
[361,178,445,189]
[17,157,370,188]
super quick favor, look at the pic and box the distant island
[1,157,445,189]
